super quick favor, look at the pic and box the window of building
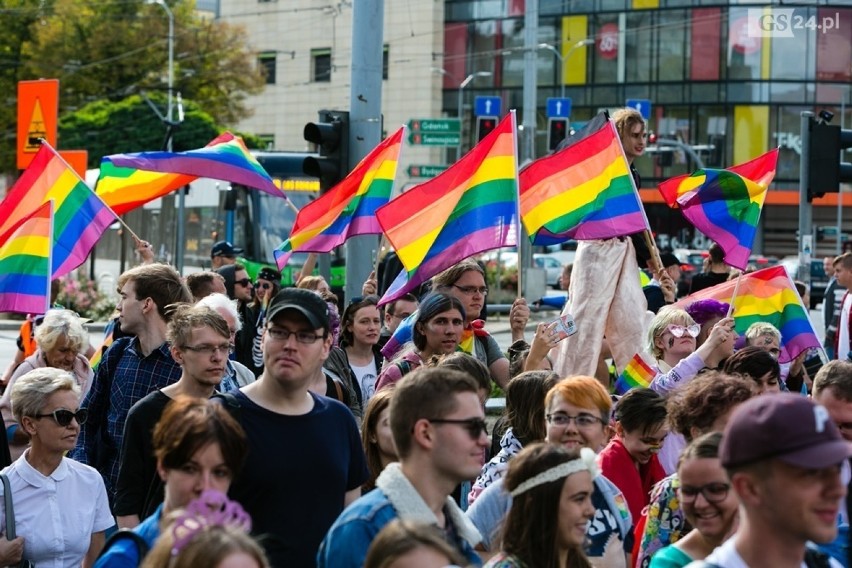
[258,134,275,150]
[312,48,332,82]
[258,52,276,85]
[383,45,389,80]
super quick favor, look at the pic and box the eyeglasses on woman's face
[666,323,701,338]
[678,482,731,503]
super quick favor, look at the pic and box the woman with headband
[484,443,596,568]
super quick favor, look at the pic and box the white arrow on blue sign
[626,99,651,120]
[546,97,572,118]
[474,96,502,117]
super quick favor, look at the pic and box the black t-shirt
[228,391,369,568]
[114,390,173,518]
[689,271,730,294]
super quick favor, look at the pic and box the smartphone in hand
[552,314,577,340]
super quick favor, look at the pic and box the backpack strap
[804,547,832,568]
[395,359,412,377]
[98,529,150,561]
[211,392,242,422]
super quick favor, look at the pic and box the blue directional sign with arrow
[474,96,502,117]
[626,99,651,120]
[546,97,572,118]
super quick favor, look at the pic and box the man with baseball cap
[210,240,243,269]
[225,288,368,568]
[696,393,851,568]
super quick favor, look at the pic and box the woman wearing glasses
[249,267,281,376]
[649,432,738,568]
[646,307,734,474]
[1,309,93,461]
[432,259,530,390]
[3,367,113,567]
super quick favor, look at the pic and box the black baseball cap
[211,241,243,258]
[267,288,330,332]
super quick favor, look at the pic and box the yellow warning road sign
[17,79,59,170]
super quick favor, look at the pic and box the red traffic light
[476,116,498,142]
[547,118,569,151]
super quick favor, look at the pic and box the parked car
[780,256,827,309]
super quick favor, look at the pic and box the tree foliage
[0,0,266,174]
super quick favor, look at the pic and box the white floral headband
[510,447,599,498]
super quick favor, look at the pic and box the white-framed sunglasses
[666,323,701,338]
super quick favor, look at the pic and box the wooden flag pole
[642,230,664,277]
[726,271,742,318]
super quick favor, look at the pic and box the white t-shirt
[705,537,843,568]
[351,359,378,403]
[838,293,852,360]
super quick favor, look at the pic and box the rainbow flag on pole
[376,112,519,306]
[0,202,53,315]
[677,265,820,363]
[659,149,778,270]
[106,132,282,197]
[0,144,117,278]
[614,353,656,395]
[96,160,195,215]
[519,118,648,244]
[274,127,404,269]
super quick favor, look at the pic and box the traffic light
[547,118,568,152]
[807,116,852,202]
[476,116,498,142]
[303,110,349,191]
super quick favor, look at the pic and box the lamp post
[147,0,182,271]
[457,71,492,156]
[538,39,593,99]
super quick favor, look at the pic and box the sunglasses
[235,278,252,287]
[255,282,272,290]
[32,408,89,427]
[666,324,701,338]
[427,418,488,439]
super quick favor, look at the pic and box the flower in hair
[171,490,253,556]
[510,447,599,498]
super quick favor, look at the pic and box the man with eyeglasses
[216,263,260,376]
[70,263,191,508]
[226,288,367,568]
[699,394,851,568]
[113,305,232,529]
[319,367,486,568]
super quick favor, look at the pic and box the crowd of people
[0,107,850,568]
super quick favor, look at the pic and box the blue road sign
[626,99,651,120]
[474,96,502,117]
[546,98,572,118]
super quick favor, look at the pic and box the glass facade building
[442,0,852,255]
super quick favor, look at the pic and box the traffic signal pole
[347,0,384,302]
[798,111,813,284]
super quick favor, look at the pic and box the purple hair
[685,299,729,324]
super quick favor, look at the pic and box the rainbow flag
[0,144,117,278]
[96,160,195,215]
[376,112,519,306]
[660,149,778,270]
[614,353,656,395]
[89,320,116,372]
[0,202,53,315]
[519,118,648,244]
[658,149,779,208]
[676,265,820,363]
[274,127,404,269]
[106,132,282,197]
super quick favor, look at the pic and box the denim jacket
[317,463,482,568]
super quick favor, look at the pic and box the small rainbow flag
[106,132,282,198]
[274,127,404,269]
[677,265,820,363]
[376,112,519,306]
[0,202,53,315]
[614,353,656,395]
[659,149,778,270]
[0,144,117,279]
[519,116,648,245]
[89,321,116,372]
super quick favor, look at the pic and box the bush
[56,270,116,321]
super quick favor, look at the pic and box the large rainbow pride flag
[376,112,519,306]
[519,118,648,244]
[0,144,116,278]
[0,202,53,315]
[677,265,820,363]
[274,127,404,269]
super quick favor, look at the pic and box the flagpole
[726,271,742,318]
[510,110,523,300]
[45,201,55,313]
[40,140,144,243]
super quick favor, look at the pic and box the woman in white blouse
[1,367,112,567]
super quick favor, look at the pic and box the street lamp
[146,0,174,146]
[457,71,492,155]
[538,39,593,99]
